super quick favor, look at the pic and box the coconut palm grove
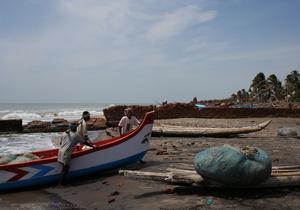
[232,70,300,103]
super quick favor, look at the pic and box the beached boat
[152,120,272,137]
[0,111,155,191]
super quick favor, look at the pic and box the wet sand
[1,118,300,210]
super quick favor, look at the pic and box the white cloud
[146,5,217,41]
[0,2,218,76]
[60,0,128,20]
[2,0,298,103]
[212,45,300,61]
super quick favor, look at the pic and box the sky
[0,0,299,104]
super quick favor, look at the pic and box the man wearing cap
[58,122,95,185]
[118,108,140,135]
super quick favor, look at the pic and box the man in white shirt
[118,108,140,135]
[77,111,91,141]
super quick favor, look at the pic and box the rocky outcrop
[0,119,23,132]
[21,117,107,133]
[87,117,107,130]
[24,120,51,132]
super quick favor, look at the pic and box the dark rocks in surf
[21,117,107,133]
[0,119,23,132]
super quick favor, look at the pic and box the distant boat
[195,104,206,109]
[0,111,155,191]
[152,120,272,137]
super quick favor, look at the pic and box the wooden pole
[119,168,300,188]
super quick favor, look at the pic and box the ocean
[0,103,113,124]
[0,103,114,156]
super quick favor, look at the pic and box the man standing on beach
[77,111,91,142]
[118,108,140,135]
[118,108,145,164]
[58,122,95,185]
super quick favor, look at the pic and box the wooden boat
[0,111,155,191]
[152,120,272,137]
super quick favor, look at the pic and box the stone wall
[103,105,155,127]
[0,119,23,132]
[103,103,300,126]
[196,107,300,118]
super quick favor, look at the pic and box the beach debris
[102,181,110,185]
[117,183,124,187]
[110,191,120,196]
[164,188,175,194]
[156,150,168,155]
[277,127,298,137]
[194,145,272,186]
[206,198,214,206]
[119,164,300,188]
[108,198,115,203]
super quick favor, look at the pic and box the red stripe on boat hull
[6,168,29,182]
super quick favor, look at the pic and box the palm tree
[249,72,268,102]
[285,70,300,101]
[285,70,300,93]
[267,74,284,100]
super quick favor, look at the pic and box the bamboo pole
[271,171,300,177]
[119,167,300,188]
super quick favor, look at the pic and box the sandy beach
[1,117,300,210]
[1,0,300,209]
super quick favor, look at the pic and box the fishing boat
[0,111,155,191]
[152,120,272,137]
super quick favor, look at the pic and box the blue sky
[0,0,299,103]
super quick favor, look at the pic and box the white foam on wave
[1,109,104,125]
[0,131,103,155]
[2,112,43,124]
[0,133,58,156]
[57,110,103,119]
[57,110,86,120]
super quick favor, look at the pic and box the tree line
[232,70,300,103]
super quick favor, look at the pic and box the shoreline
[1,103,300,134]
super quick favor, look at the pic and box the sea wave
[1,109,104,125]
[2,112,43,124]
[0,133,57,156]
[57,110,103,119]
[0,130,103,155]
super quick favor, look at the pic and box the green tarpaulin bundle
[194,145,272,186]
